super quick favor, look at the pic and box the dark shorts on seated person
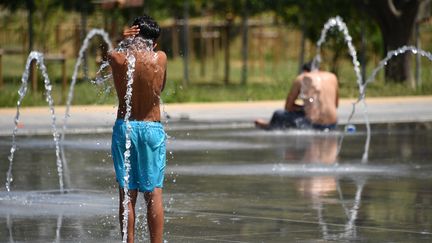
[111,119,166,192]
[268,109,336,131]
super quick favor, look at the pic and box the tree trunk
[357,0,421,83]
[382,22,415,83]
[27,0,36,91]
[298,21,306,74]
[26,0,34,53]
[224,15,233,85]
[241,0,249,85]
[81,9,88,80]
[360,18,367,84]
[182,1,190,86]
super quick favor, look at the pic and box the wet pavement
[0,122,431,242]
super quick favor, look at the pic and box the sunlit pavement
[0,96,432,136]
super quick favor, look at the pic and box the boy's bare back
[109,50,167,121]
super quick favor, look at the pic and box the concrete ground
[0,96,431,135]
[1,96,431,242]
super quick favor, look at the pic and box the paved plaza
[0,96,431,135]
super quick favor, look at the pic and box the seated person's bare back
[255,65,339,130]
[300,71,338,126]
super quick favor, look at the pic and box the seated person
[255,63,339,131]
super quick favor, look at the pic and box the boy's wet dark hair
[132,15,161,42]
[301,62,312,72]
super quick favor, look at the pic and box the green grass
[1,54,432,108]
[0,81,116,107]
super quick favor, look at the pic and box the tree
[0,0,36,53]
[1,0,76,53]
[207,0,268,84]
[272,1,366,74]
[354,0,430,83]
[61,1,95,78]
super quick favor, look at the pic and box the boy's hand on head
[123,25,140,38]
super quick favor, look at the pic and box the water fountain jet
[61,29,113,141]
[5,51,64,192]
[59,29,114,190]
[311,16,370,163]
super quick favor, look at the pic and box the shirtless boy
[109,15,167,243]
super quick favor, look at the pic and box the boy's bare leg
[144,188,164,243]
[119,188,138,243]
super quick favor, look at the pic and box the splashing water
[61,29,113,141]
[357,45,432,161]
[312,16,362,89]
[340,46,432,162]
[58,29,113,189]
[92,61,112,85]
[364,45,432,91]
[114,36,157,243]
[315,18,432,163]
[5,52,64,192]
[120,50,136,243]
[311,16,371,162]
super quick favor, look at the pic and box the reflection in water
[294,135,365,241]
[1,127,431,241]
[0,189,117,242]
[7,206,64,243]
[296,135,338,199]
[7,211,85,243]
[7,214,13,243]
[55,214,63,243]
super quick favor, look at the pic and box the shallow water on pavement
[0,123,431,242]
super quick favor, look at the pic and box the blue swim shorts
[111,119,166,192]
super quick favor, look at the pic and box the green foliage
[1,0,431,108]
[61,0,95,13]
[275,1,382,54]
[0,0,34,11]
